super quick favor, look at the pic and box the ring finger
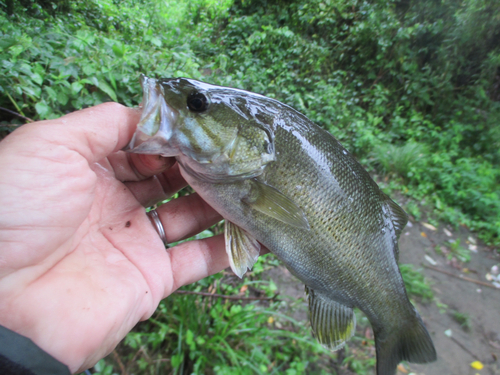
[151,193,222,244]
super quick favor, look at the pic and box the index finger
[8,102,141,165]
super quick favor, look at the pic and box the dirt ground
[264,218,500,375]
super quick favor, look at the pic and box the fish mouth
[124,74,179,157]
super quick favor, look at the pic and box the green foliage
[0,0,206,121]
[451,310,471,331]
[343,312,377,375]
[400,264,434,302]
[447,238,472,263]
[371,141,428,181]
[108,255,336,374]
[2,0,499,246]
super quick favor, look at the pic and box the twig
[0,106,33,123]
[423,264,499,290]
[450,336,481,361]
[112,350,129,375]
[175,290,279,301]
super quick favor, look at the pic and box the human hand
[0,103,227,373]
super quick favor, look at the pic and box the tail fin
[374,311,436,375]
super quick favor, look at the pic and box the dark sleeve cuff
[0,325,71,375]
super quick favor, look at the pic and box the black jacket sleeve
[0,325,71,375]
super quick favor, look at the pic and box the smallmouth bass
[126,75,437,375]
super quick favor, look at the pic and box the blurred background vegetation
[1,0,499,373]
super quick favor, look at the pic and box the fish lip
[124,74,179,155]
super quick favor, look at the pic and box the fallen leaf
[425,255,437,265]
[468,236,477,244]
[267,316,274,324]
[492,265,499,275]
[239,285,248,293]
[423,222,437,231]
[469,244,478,253]
[397,363,408,373]
[443,228,452,237]
[471,361,484,370]
[421,232,427,238]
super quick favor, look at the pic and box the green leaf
[71,82,84,95]
[151,36,162,47]
[83,65,96,76]
[57,91,68,106]
[171,353,183,369]
[31,73,43,86]
[35,102,52,118]
[112,42,126,58]
[0,37,17,51]
[45,86,58,101]
[97,79,118,102]
[185,329,194,346]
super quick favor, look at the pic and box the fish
[126,75,437,375]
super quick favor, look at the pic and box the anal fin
[306,286,356,350]
[224,221,261,278]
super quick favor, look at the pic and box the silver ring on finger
[147,208,167,245]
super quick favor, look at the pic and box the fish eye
[187,92,209,112]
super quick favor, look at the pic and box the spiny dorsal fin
[224,221,261,278]
[306,286,356,350]
[242,179,310,230]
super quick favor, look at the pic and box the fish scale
[127,75,437,375]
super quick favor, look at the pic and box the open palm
[0,103,227,373]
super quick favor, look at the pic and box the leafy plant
[400,264,434,302]
[447,239,471,263]
[371,141,428,182]
[106,255,337,375]
[451,310,471,331]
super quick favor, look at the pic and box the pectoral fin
[224,221,261,278]
[383,194,408,261]
[243,179,310,230]
[383,194,408,240]
[306,286,356,350]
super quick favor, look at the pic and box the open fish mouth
[124,75,179,157]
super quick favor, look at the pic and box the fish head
[126,75,276,182]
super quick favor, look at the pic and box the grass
[447,239,471,263]
[83,258,436,375]
[371,142,428,182]
[451,310,471,331]
[399,264,434,303]
[92,254,339,375]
